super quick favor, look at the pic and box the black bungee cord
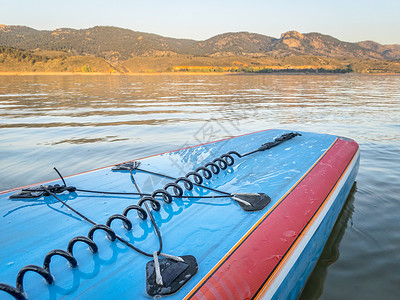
[74,188,232,199]
[36,165,232,199]
[128,169,163,256]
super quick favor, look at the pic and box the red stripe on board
[190,138,358,300]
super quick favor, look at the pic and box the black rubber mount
[9,184,76,199]
[146,255,198,297]
[234,193,271,211]
[9,185,49,199]
[111,161,141,171]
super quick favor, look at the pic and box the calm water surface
[0,74,399,299]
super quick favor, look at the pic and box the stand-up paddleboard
[0,129,359,300]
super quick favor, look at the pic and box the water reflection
[48,136,128,145]
[299,183,357,300]
[1,75,399,132]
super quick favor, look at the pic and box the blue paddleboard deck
[0,129,359,299]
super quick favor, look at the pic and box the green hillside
[120,54,400,74]
[1,25,400,60]
[1,46,400,74]
[0,47,116,73]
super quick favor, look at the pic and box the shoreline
[0,71,398,76]
[0,71,232,76]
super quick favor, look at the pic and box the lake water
[0,74,399,299]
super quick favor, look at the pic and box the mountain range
[1,25,400,61]
[1,25,400,74]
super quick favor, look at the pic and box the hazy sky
[1,0,399,44]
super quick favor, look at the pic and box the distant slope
[1,25,399,61]
[0,25,197,61]
[0,46,116,73]
[357,41,400,59]
[2,46,400,74]
[266,31,387,59]
[192,32,275,56]
[120,54,400,74]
